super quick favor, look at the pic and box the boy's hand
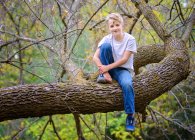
[98,65,110,74]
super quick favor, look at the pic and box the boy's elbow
[122,58,128,64]
[93,55,97,62]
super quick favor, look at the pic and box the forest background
[0,0,194,140]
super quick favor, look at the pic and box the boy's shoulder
[103,34,112,40]
[124,32,135,40]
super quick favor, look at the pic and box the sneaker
[126,115,135,132]
[97,74,112,84]
[97,74,107,83]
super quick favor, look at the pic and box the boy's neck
[113,32,124,42]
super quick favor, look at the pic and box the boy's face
[108,19,123,36]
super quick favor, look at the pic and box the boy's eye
[110,25,114,28]
[116,24,120,26]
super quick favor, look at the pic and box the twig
[140,20,157,44]
[147,106,195,135]
[79,114,100,140]
[39,118,50,140]
[73,114,85,140]
[23,0,55,35]
[11,118,40,140]
[155,0,164,6]
[49,116,62,140]
[6,29,80,61]
[169,1,176,21]
[67,0,110,59]
[175,0,185,24]
[7,62,53,85]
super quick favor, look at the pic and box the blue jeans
[99,43,135,114]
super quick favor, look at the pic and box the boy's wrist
[107,64,113,71]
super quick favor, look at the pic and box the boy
[93,13,137,131]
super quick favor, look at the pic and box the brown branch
[7,62,53,85]
[49,116,62,140]
[0,39,19,50]
[134,44,165,74]
[182,9,195,43]
[89,19,105,30]
[67,0,110,59]
[147,106,195,135]
[131,0,171,41]
[6,29,78,61]
[117,0,142,34]
[140,20,157,44]
[169,1,176,21]
[128,11,141,34]
[154,0,164,6]
[73,114,85,140]
[39,118,50,140]
[23,0,55,35]
[79,114,100,140]
[11,118,40,140]
[175,0,185,23]
[54,0,67,29]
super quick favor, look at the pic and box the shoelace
[127,117,134,125]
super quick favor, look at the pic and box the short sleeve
[126,39,137,54]
[98,35,110,48]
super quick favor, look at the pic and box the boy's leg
[97,43,114,83]
[99,43,114,65]
[114,68,135,114]
[111,68,135,131]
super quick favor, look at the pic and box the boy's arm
[93,48,102,67]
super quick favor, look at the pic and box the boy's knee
[121,81,133,89]
[100,43,112,51]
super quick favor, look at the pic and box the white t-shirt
[98,32,137,74]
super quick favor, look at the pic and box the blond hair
[106,13,124,25]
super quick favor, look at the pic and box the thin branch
[175,0,185,23]
[67,0,110,59]
[23,0,55,35]
[7,62,53,85]
[5,29,80,62]
[169,1,176,21]
[79,114,100,140]
[117,0,138,19]
[182,9,195,42]
[155,0,164,6]
[170,17,194,34]
[140,19,157,44]
[54,0,67,28]
[0,39,19,50]
[49,116,62,140]
[11,118,40,140]
[38,118,50,140]
[117,0,141,34]
[89,19,105,30]
[1,1,19,29]
[147,106,195,135]
[73,114,85,140]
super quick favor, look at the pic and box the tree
[0,0,194,139]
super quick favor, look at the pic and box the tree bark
[0,0,192,123]
[0,41,189,122]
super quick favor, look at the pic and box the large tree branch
[131,0,171,41]
[0,0,191,124]
[0,42,189,122]
[134,44,165,73]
